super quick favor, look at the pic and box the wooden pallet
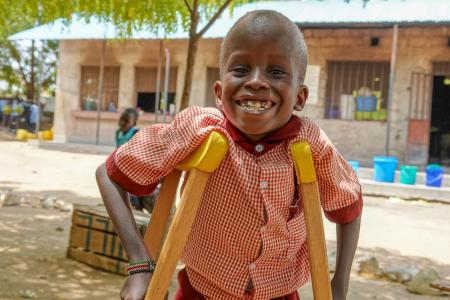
[67,204,150,275]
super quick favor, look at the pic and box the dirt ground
[0,132,449,300]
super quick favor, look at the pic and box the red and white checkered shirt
[106,106,362,300]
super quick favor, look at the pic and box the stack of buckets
[373,156,444,187]
[354,89,387,121]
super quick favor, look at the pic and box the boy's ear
[294,85,309,111]
[214,80,223,110]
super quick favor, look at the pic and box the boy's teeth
[239,100,272,110]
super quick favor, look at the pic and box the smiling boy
[96,10,362,300]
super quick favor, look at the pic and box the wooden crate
[67,204,150,275]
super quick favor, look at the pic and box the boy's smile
[215,30,308,142]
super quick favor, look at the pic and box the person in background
[29,102,39,133]
[10,98,24,131]
[116,108,139,148]
[115,108,157,212]
[0,98,5,125]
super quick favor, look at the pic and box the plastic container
[339,95,355,120]
[362,112,372,120]
[348,160,360,172]
[425,164,444,187]
[327,109,339,119]
[373,156,398,183]
[38,130,53,140]
[356,96,377,112]
[399,165,418,185]
[27,132,37,139]
[16,129,28,141]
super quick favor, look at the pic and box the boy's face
[215,32,308,141]
[119,115,135,133]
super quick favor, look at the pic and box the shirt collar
[224,115,302,156]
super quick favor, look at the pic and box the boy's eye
[269,68,287,77]
[230,65,249,75]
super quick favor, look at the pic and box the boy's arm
[331,215,361,300]
[96,163,152,299]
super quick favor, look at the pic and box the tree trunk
[179,5,200,111]
[24,40,37,100]
[179,35,199,111]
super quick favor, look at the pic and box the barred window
[135,67,177,113]
[80,66,120,111]
[325,61,390,121]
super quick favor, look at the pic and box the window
[80,66,120,111]
[135,67,177,113]
[325,61,390,121]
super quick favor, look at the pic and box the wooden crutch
[291,142,332,300]
[142,131,228,300]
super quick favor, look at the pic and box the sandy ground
[1,133,450,300]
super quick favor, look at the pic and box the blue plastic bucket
[399,165,418,185]
[348,160,360,172]
[425,164,444,187]
[356,96,377,112]
[373,156,398,183]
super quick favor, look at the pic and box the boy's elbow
[95,163,107,184]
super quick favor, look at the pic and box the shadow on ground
[300,243,450,300]
[1,188,449,299]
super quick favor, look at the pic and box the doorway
[429,75,450,166]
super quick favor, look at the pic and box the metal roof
[9,0,450,40]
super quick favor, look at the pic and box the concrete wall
[54,26,450,164]
[54,39,220,145]
[299,26,450,164]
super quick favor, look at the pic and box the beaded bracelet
[127,260,156,276]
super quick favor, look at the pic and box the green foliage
[0,0,253,38]
[0,40,58,98]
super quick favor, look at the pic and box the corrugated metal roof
[9,0,450,40]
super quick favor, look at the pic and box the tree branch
[197,0,232,37]
[183,0,193,15]
[7,42,29,85]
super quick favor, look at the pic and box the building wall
[54,39,221,145]
[54,26,450,164]
[300,26,450,164]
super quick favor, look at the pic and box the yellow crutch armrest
[291,142,317,184]
[177,131,228,173]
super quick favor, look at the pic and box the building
[10,0,450,166]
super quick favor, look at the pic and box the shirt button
[260,181,268,189]
[255,144,265,153]
[260,226,267,233]
[249,263,256,270]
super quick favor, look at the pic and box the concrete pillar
[118,64,135,109]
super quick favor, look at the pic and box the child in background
[115,108,157,212]
[97,10,362,300]
[116,108,139,148]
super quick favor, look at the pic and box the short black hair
[121,108,139,122]
[219,10,308,83]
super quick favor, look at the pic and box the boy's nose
[244,70,270,90]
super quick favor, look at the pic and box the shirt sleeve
[302,118,363,224]
[106,106,225,196]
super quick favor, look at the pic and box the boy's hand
[120,273,169,300]
[120,273,152,300]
